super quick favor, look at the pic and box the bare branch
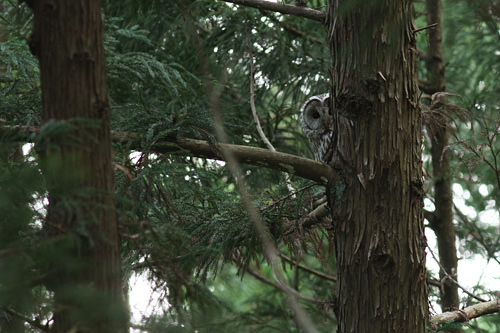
[261,183,315,212]
[245,11,295,193]
[246,267,321,303]
[430,300,500,326]
[413,22,438,34]
[173,137,336,184]
[245,12,275,153]
[263,11,324,44]
[427,245,488,303]
[428,278,442,288]
[222,0,326,22]
[279,254,336,282]
[418,78,433,94]
[453,204,500,266]
[1,307,49,332]
[1,126,338,185]
[208,78,319,332]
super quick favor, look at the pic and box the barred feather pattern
[300,93,333,162]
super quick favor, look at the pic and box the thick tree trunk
[327,1,428,331]
[29,1,126,331]
[424,0,460,318]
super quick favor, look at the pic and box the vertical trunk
[30,1,126,331]
[327,1,428,331]
[425,0,460,317]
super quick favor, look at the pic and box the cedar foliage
[0,0,499,332]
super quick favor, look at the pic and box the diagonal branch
[279,254,336,282]
[222,0,326,23]
[427,245,488,303]
[1,307,49,332]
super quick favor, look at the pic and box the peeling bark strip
[327,1,428,331]
[29,1,126,331]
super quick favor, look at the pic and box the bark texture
[30,1,126,331]
[424,0,460,317]
[327,1,428,331]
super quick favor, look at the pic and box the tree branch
[171,137,336,184]
[279,254,336,282]
[427,245,488,303]
[453,204,500,264]
[1,307,49,332]
[263,11,324,44]
[222,0,326,23]
[245,11,295,193]
[430,300,500,326]
[245,267,321,303]
[1,125,338,185]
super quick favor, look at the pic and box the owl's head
[300,93,331,133]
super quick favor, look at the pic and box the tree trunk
[327,1,428,331]
[424,0,460,319]
[29,1,126,331]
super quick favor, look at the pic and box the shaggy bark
[29,0,126,331]
[327,1,428,331]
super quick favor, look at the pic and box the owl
[300,93,333,162]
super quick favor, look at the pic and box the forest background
[0,0,499,332]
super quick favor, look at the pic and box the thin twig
[413,22,438,34]
[246,267,321,303]
[245,12,275,153]
[279,254,336,281]
[209,75,319,332]
[261,183,316,212]
[262,10,324,44]
[453,204,493,258]
[2,307,49,332]
[427,245,488,303]
[245,11,295,194]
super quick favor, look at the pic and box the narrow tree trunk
[327,1,428,331]
[424,0,460,319]
[29,1,126,331]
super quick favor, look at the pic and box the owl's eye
[312,111,321,119]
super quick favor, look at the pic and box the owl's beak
[324,118,329,129]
